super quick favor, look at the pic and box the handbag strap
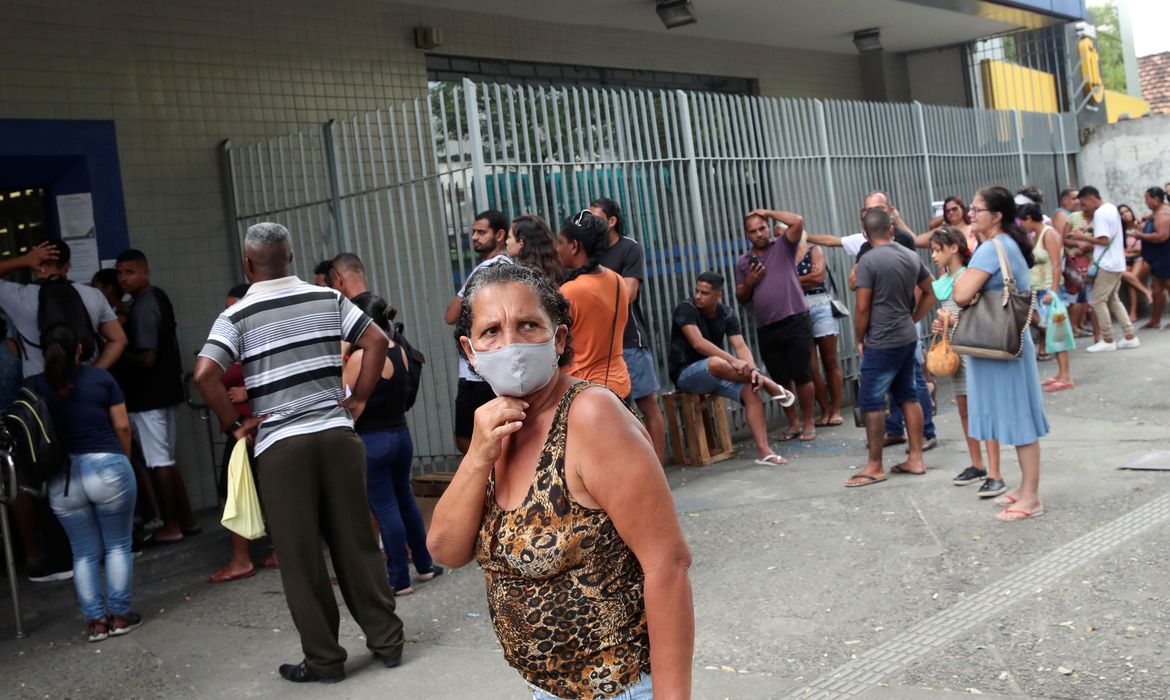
[991,238,1019,295]
[603,271,621,387]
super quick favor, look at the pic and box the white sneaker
[1086,340,1117,353]
[1117,337,1141,349]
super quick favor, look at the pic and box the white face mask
[468,337,560,397]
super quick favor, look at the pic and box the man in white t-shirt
[443,210,512,453]
[1071,186,1139,352]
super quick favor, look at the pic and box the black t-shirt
[598,235,650,349]
[856,226,917,261]
[115,286,185,412]
[667,299,741,383]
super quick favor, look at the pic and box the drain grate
[785,490,1170,698]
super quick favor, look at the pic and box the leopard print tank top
[475,381,650,699]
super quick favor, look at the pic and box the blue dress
[966,236,1050,445]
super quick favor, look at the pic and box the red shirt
[220,362,252,432]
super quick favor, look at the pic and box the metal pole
[676,90,710,271]
[1058,113,1071,187]
[1,451,25,638]
[1013,109,1028,185]
[462,78,489,212]
[218,140,245,279]
[912,102,936,206]
[321,119,348,248]
[813,100,842,235]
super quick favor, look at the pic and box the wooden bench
[661,392,733,467]
[412,471,456,529]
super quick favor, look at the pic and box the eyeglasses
[572,209,593,226]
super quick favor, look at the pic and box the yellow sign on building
[980,59,1060,112]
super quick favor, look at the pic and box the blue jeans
[675,359,745,403]
[361,428,433,590]
[885,342,936,439]
[48,453,137,621]
[530,673,653,699]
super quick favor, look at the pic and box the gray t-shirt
[854,243,930,350]
[0,279,117,377]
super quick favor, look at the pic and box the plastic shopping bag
[221,439,265,540]
[1045,294,1076,354]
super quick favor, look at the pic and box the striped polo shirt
[198,276,372,455]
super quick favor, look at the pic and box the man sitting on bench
[667,271,795,466]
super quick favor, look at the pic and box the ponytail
[41,324,79,398]
[560,211,609,283]
[978,185,1035,268]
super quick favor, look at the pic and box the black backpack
[1,385,69,497]
[26,278,98,362]
[391,323,425,411]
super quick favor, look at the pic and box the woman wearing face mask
[555,210,631,400]
[428,263,694,700]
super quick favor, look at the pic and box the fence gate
[225,81,1080,465]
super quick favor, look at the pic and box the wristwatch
[227,416,245,433]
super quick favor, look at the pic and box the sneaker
[1085,340,1117,353]
[28,565,73,583]
[86,618,109,643]
[952,466,987,486]
[1117,337,1141,349]
[108,612,144,636]
[417,565,444,582]
[977,478,1008,498]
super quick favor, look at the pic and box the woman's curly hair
[454,263,574,368]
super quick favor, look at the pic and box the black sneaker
[28,565,73,583]
[952,466,987,486]
[278,660,345,684]
[977,479,1007,498]
[108,611,144,636]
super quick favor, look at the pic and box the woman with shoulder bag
[1019,205,1075,392]
[953,187,1050,522]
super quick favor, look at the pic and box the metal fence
[224,80,1079,466]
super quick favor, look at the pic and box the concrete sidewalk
[1,329,1169,699]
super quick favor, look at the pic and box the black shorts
[757,311,814,386]
[454,378,496,439]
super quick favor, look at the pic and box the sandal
[993,494,1018,507]
[780,431,802,442]
[816,415,845,427]
[996,507,1045,522]
[753,454,788,466]
[1043,381,1075,392]
[844,473,887,487]
[798,430,816,441]
[890,463,926,475]
[208,565,256,584]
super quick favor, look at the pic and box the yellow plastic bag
[221,439,265,540]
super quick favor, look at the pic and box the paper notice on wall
[56,193,100,283]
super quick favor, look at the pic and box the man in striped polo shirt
[194,222,404,684]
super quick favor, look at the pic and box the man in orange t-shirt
[556,210,631,398]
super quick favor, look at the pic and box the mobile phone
[748,254,761,267]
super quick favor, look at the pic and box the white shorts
[130,407,177,468]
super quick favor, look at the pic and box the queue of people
[4,177,1168,699]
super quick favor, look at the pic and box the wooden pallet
[662,392,733,467]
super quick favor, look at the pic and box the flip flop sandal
[996,507,1045,522]
[844,473,887,487]
[798,431,816,441]
[890,463,926,475]
[207,566,257,584]
[1043,381,1075,392]
[993,494,1018,507]
[780,431,802,442]
[753,454,788,466]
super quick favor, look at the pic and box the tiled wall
[0,0,868,508]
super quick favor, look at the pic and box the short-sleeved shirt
[970,235,1032,294]
[457,254,512,381]
[561,267,631,397]
[117,286,185,412]
[198,276,373,456]
[855,243,931,349]
[34,366,125,455]
[856,227,917,260]
[667,299,741,383]
[735,236,807,327]
[0,279,117,377]
[598,236,650,348]
[1090,203,1126,273]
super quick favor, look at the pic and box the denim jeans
[361,428,433,590]
[48,453,137,621]
[530,673,653,700]
[884,341,936,439]
[675,358,745,404]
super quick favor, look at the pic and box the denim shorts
[805,293,840,338]
[675,359,745,403]
[530,673,653,700]
[858,342,919,413]
[623,347,661,400]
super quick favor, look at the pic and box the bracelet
[227,416,245,433]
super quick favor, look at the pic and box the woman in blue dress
[954,186,1050,522]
